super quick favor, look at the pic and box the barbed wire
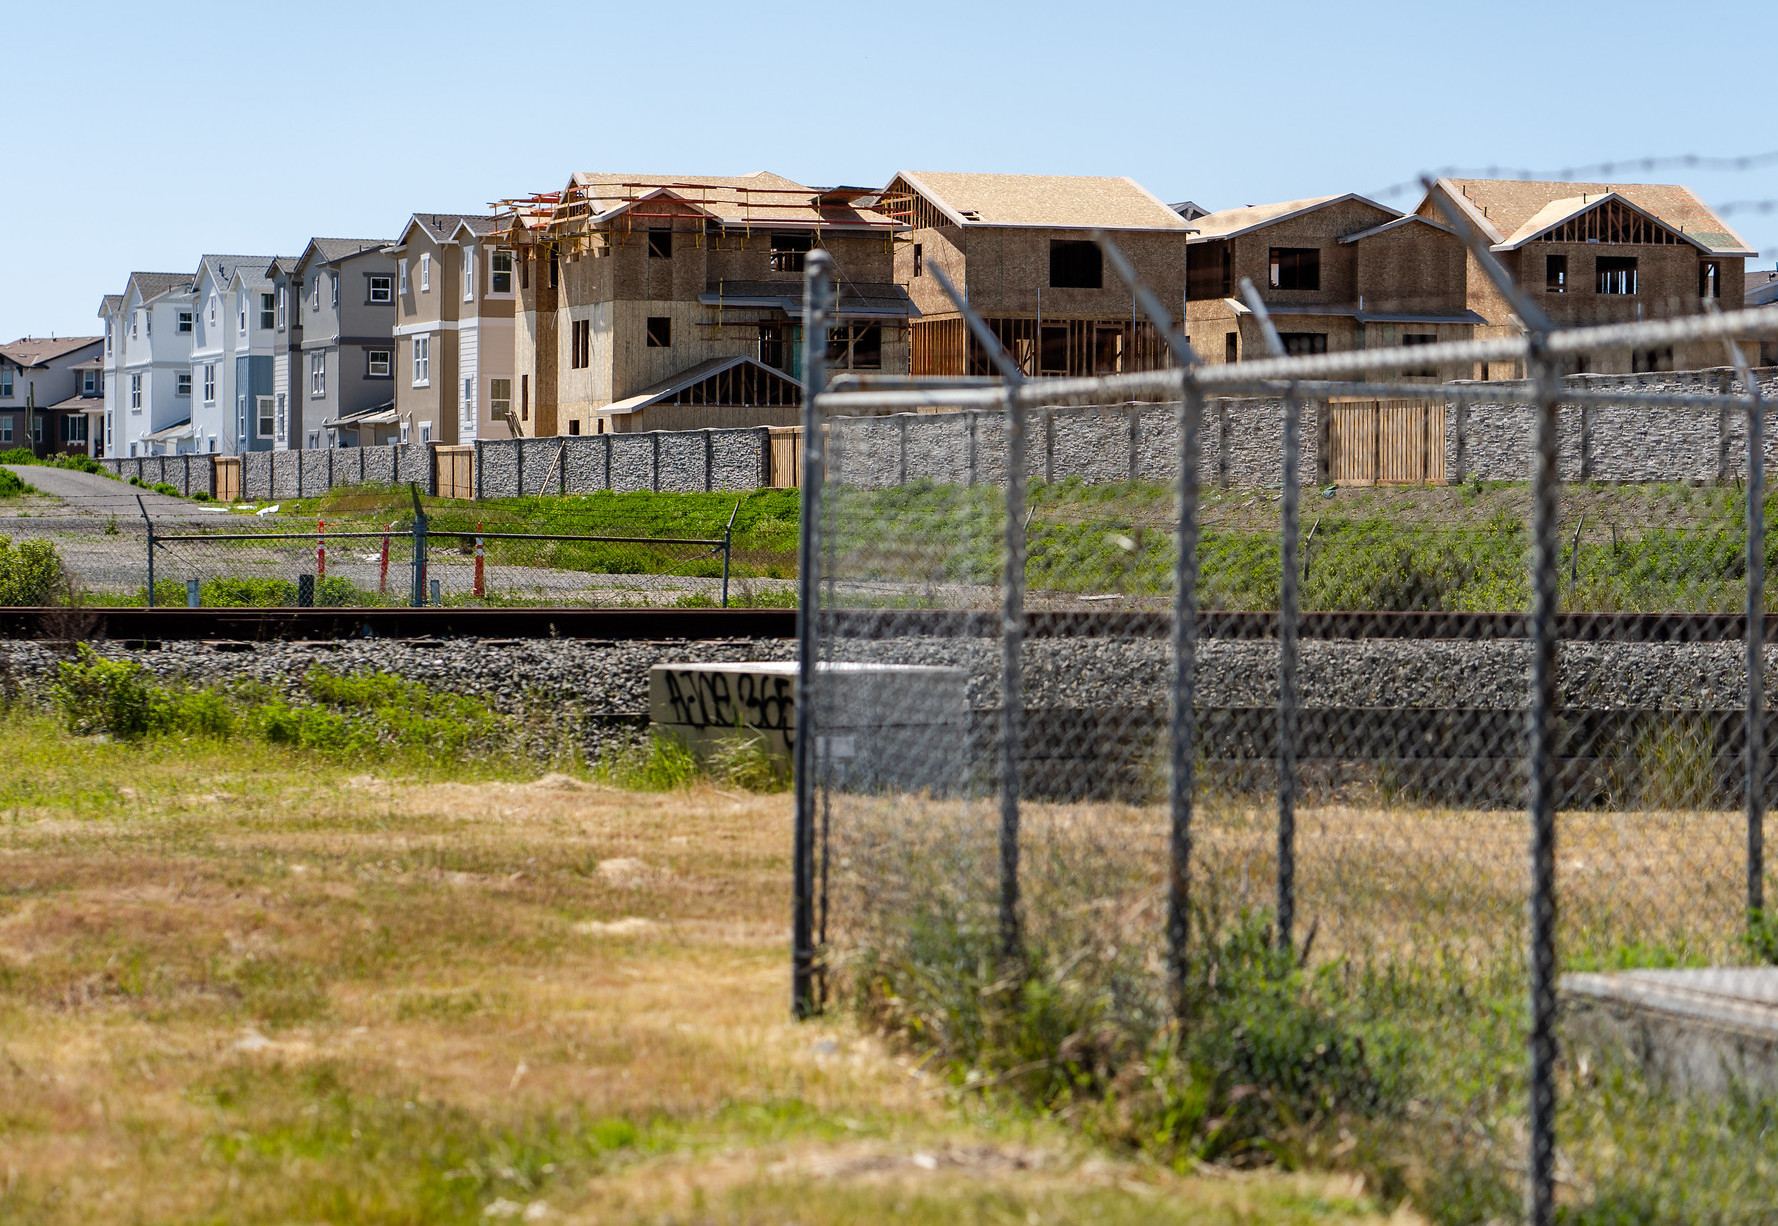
[1368,150,1778,203]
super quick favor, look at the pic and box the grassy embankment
[0,654,1396,1225]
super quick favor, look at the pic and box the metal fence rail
[793,212,1778,1221]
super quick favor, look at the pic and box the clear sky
[7,0,1778,342]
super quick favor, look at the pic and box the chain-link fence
[791,225,1778,1221]
[134,501,754,609]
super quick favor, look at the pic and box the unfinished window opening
[548,253,558,289]
[520,375,528,421]
[1633,346,1675,373]
[1700,260,1722,299]
[568,419,581,435]
[1224,331,1238,364]
[1546,254,1567,294]
[1093,326,1125,375]
[646,317,671,348]
[1187,240,1232,301]
[827,323,883,371]
[1402,332,1438,377]
[912,243,923,277]
[1278,332,1327,356]
[648,229,673,260]
[1269,248,1320,291]
[571,319,591,368]
[1595,255,1638,295]
[1040,325,1070,375]
[757,324,786,371]
[1048,240,1102,289]
[520,255,530,290]
[771,233,813,273]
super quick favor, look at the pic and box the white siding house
[102,271,197,456]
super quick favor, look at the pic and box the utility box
[647,661,968,794]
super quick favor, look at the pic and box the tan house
[878,171,1193,377]
[386,214,516,445]
[1183,193,1480,378]
[500,172,907,435]
[1414,178,1756,374]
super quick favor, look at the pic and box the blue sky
[6,0,1777,342]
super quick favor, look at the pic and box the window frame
[177,310,194,334]
[412,334,431,386]
[368,274,394,304]
[1276,331,1328,357]
[420,252,431,292]
[464,246,475,300]
[490,378,512,416]
[174,371,191,398]
[398,258,409,294]
[309,352,326,398]
[367,348,392,378]
[202,363,216,404]
[490,251,514,295]
[769,232,810,273]
[260,292,275,329]
[1268,247,1321,292]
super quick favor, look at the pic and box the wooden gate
[434,445,475,500]
[1326,399,1445,485]
[213,457,241,502]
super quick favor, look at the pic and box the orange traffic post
[378,523,391,594]
[473,523,486,597]
[317,517,326,579]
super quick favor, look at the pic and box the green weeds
[0,534,61,605]
[594,727,790,793]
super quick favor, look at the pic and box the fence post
[138,494,155,607]
[721,498,739,608]
[1727,341,1767,928]
[792,252,833,1020]
[409,483,428,608]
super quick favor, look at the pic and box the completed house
[1414,178,1756,374]
[277,238,398,447]
[0,335,104,455]
[1183,193,1479,377]
[387,213,516,445]
[186,254,277,454]
[878,171,1192,377]
[501,171,906,435]
[100,271,197,456]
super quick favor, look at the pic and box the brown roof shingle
[1437,178,1755,255]
[896,171,1188,230]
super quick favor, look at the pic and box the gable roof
[603,355,802,417]
[98,293,123,317]
[264,255,298,279]
[1337,213,1457,245]
[1427,178,1755,256]
[893,171,1187,230]
[195,254,274,293]
[292,237,391,274]
[1188,193,1398,241]
[557,172,891,230]
[0,336,103,368]
[126,271,193,305]
[392,213,500,250]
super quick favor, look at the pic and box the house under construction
[495,172,908,436]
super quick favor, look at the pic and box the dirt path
[2,463,222,520]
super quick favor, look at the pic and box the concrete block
[1563,967,1778,1098]
[648,660,968,793]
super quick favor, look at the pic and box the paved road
[4,464,228,520]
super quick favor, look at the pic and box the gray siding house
[284,238,397,448]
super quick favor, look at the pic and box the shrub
[0,536,63,606]
[0,447,36,465]
[0,469,28,498]
[49,647,234,740]
[46,454,105,475]
[595,729,701,791]
[191,489,212,501]
[151,482,181,497]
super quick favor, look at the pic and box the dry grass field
[0,715,1406,1226]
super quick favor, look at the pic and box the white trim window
[418,421,432,444]
[0,416,12,443]
[238,300,247,333]
[256,395,275,438]
[0,367,11,398]
[176,310,191,334]
[131,373,144,409]
[420,253,431,292]
[462,375,474,409]
[275,393,287,443]
[412,335,431,386]
[312,276,320,310]
[490,378,511,416]
[331,274,339,307]
[399,420,410,445]
[175,371,191,397]
[490,250,513,295]
[261,293,275,329]
[368,349,391,377]
[309,352,326,397]
[208,295,217,327]
[276,286,286,328]
[202,364,216,403]
[464,247,475,300]
[398,258,409,294]
[369,274,393,304]
[237,395,246,441]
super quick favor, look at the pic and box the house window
[648,229,673,260]
[63,415,88,444]
[237,395,246,440]
[1269,248,1320,291]
[331,275,339,307]
[413,335,430,385]
[827,323,883,370]
[400,420,410,444]
[398,259,409,294]
[369,274,393,303]
[490,378,512,416]
[1402,332,1438,377]
[520,255,530,290]
[418,422,431,444]
[1188,241,1233,301]
[0,368,10,397]
[1700,260,1722,299]
[1278,332,1328,356]
[174,372,190,398]
[491,251,513,294]
[646,316,671,347]
[202,364,215,403]
[1596,256,1638,295]
[1049,240,1102,289]
[464,248,475,299]
[276,287,286,327]
[82,371,97,394]
[368,349,391,377]
[770,232,811,272]
[208,296,217,327]
[309,352,326,397]
[420,253,431,292]
[462,376,474,410]
[571,318,591,368]
[238,301,247,332]
[31,418,41,443]
[1224,332,1238,364]
[569,419,581,435]
[1546,254,1567,293]
[913,243,923,277]
[260,293,275,329]
[0,416,10,442]
[275,393,287,442]
[256,395,275,437]
[177,310,193,333]
[312,276,321,310]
